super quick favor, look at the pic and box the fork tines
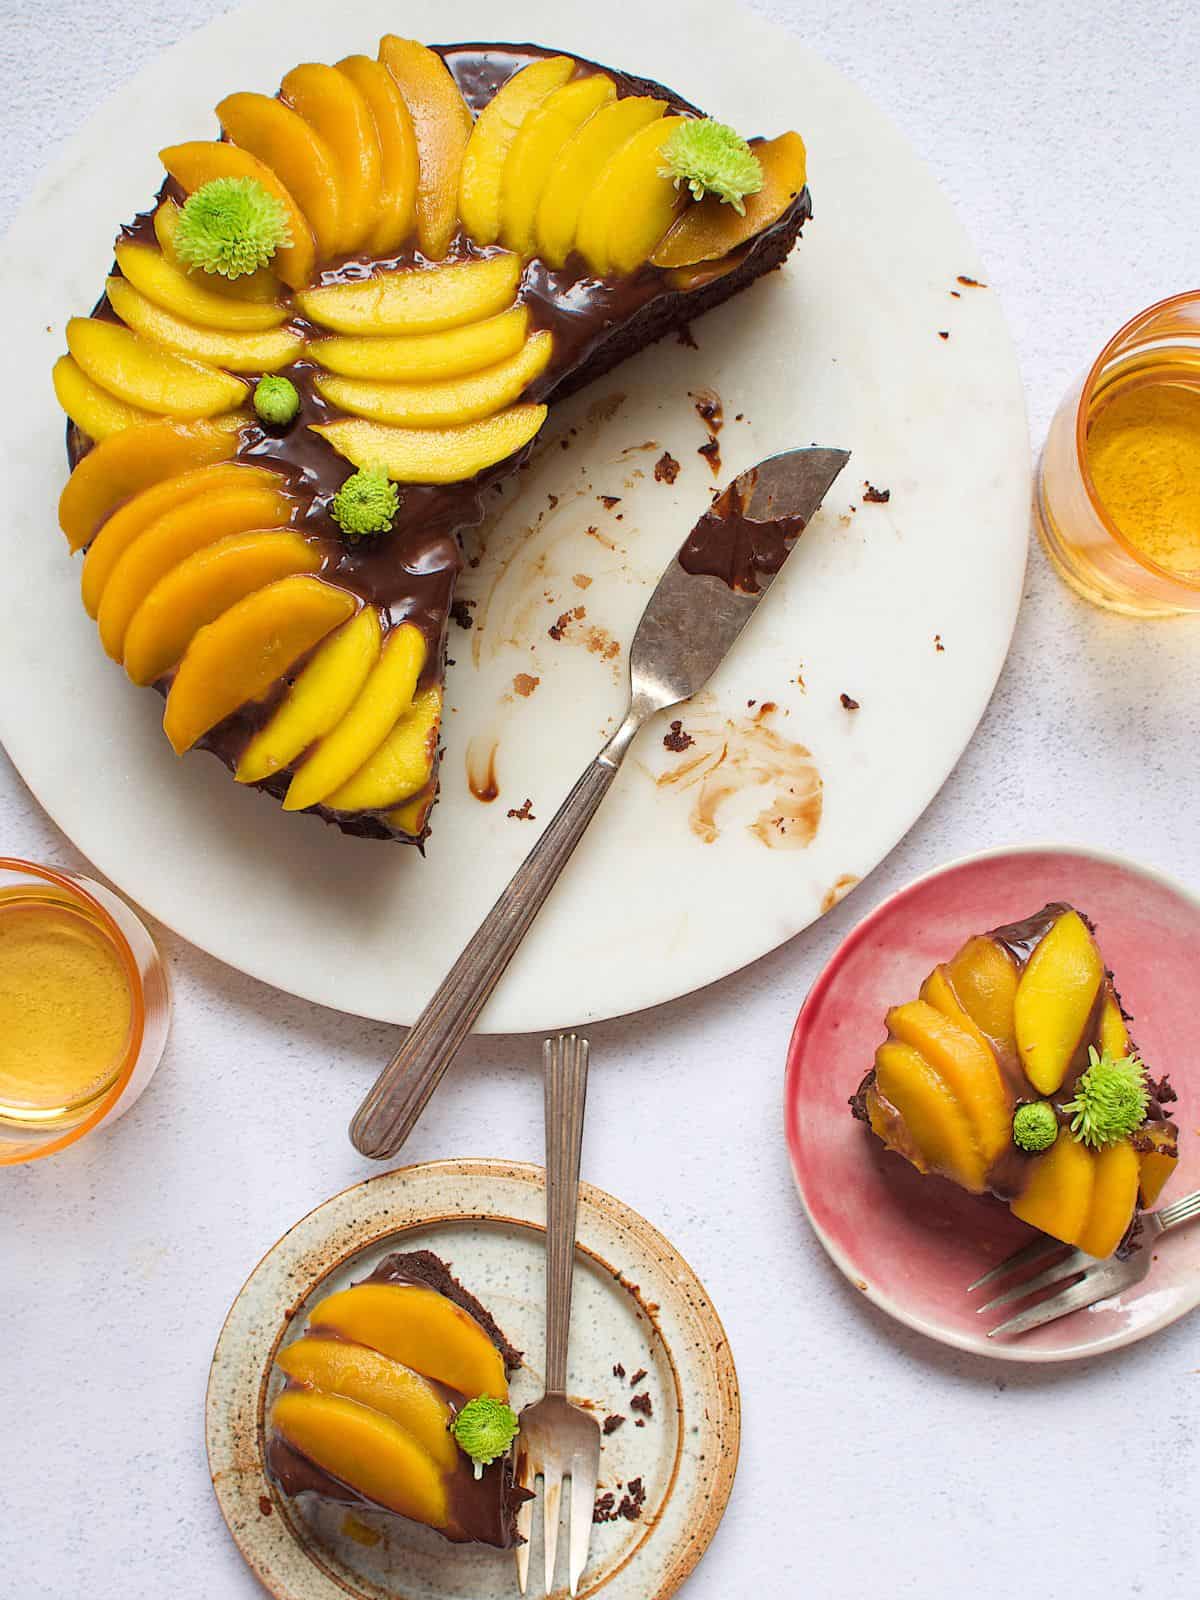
[968,1235,1095,1338]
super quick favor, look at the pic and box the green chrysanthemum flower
[450,1397,520,1479]
[253,375,300,427]
[1012,1100,1059,1154]
[658,119,764,215]
[1062,1046,1149,1149]
[330,466,399,541]
[174,177,292,279]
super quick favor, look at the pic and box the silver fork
[969,1188,1200,1337]
[515,1035,601,1596]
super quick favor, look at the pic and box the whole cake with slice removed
[53,37,812,843]
[852,904,1180,1259]
[265,1250,528,1545]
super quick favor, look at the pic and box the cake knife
[350,445,850,1159]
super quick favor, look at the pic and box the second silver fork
[515,1035,601,1596]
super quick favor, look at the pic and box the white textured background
[2,2,1198,1597]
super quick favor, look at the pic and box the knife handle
[349,717,639,1160]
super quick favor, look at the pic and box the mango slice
[1011,1132,1094,1246]
[295,252,520,335]
[284,622,425,810]
[377,36,473,261]
[311,305,529,381]
[386,786,435,838]
[122,530,320,684]
[1013,910,1103,1095]
[281,64,382,256]
[270,1390,451,1529]
[152,203,283,307]
[535,95,666,268]
[326,686,442,810]
[66,318,247,420]
[52,355,156,441]
[1098,993,1130,1059]
[159,141,316,290]
[576,116,688,275]
[114,240,288,332]
[104,277,304,374]
[276,1336,458,1471]
[95,482,295,655]
[314,403,547,483]
[1137,1123,1178,1208]
[236,607,382,784]
[80,462,281,612]
[501,73,616,256]
[163,576,355,754]
[1077,1141,1140,1258]
[58,416,244,552]
[887,998,1010,1164]
[337,55,419,255]
[459,55,576,246]
[216,91,343,260]
[650,131,807,268]
[874,1038,986,1191]
[308,1282,508,1400]
[945,934,1020,1056]
[314,329,552,427]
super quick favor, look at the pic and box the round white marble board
[0,0,1031,1029]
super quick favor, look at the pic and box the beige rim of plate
[207,1160,740,1600]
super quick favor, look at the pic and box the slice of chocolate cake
[54,36,811,845]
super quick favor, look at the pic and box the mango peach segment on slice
[284,621,425,811]
[215,91,344,261]
[535,95,666,269]
[576,114,688,276]
[1098,992,1130,1058]
[651,131,807,269]
[386,784,435,838]
[163,576,356,755]
[66,318,247,420]
[115,239,288,332]
[1076,1140,1140,1258]
[887,997,1011,1165]
[58,416,245,551]
[1137,1123,1178,1208]
[377,36,473,262]
[307,1282,508,1401]
[295,252,521,336]
[337,55,419,256]
[236,607,382,784]
[1011,1131,1094,1247]
[1013,909,1104,1095]
[501,73,616,257]
[281,63,383,257]
[275,1335,458,1472]
[122,529,321,685]
[944,934,1019,1056]
[313,329,552,428]
[52,355,157,442]
[152,203,284,307]
[458,55,576,247]
[159,141,317,290]
[270,1390,452,1530]
[314,403,547,484]
[95,481,295,657]
[311,304,529,381]
[874,1037,986,1191]
[325,685,442,811]
[80,462,282,613]
[104,276,304,375]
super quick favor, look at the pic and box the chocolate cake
[54,36,811,843]
[266,1249,528,1546]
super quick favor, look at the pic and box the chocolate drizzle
[678,468,809,592]
[67,42,812,841]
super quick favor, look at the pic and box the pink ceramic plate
[785,844,1200,1361]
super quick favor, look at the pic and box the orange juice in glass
[1036,291,1200,615]
[0,860,170,1165]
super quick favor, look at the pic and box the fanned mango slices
[66,318,247,420]
[311,305,529,382]
[152,203,284,306]
[104,277,304,374]
[459,55,576,246]
[314,404,547,484]
[502,73,617,256]
[576,116,688,276]
[377,36,473,261]
[159,141,317,290]
[325,686,442,811]
[336,55,419,256]
[295,253,520,335]
[281,64,383,256]
[313,329,552,427]
[53,355,157,442]
[115,239,288,331]
[216,91,344,260]
[651,131,807,269]
[535,95,666,269]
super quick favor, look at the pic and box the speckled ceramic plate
[207,1160,740,1598]
[784,844,1200,1362]
[0,0,1030,1030]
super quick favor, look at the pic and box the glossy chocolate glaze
[678,466,808,591]
[265,1249,528,1547]
[69,42,812,841]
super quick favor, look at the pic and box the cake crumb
[513,673,540,697]
[934,633,945,652]
[612,1363,626,1379]
[631,1391,653,1419]
[862,482,890,503]
[603,1414,625,1435]
[619,1479,646,1520]
[507,798,535,821]
[635,1418,646,1428]
[598,494,621,509]
[258,1496,273,1517]
[957,275,986,287]
[450,598,475,629]
[840,693,860,711]
[663,720,693,753]
[697,437,721,474]
[654,451,680,484]
[593,1493,617,1524]
[572,573,592,590]
[938,330,950,341]
[629,1368,647,1388]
